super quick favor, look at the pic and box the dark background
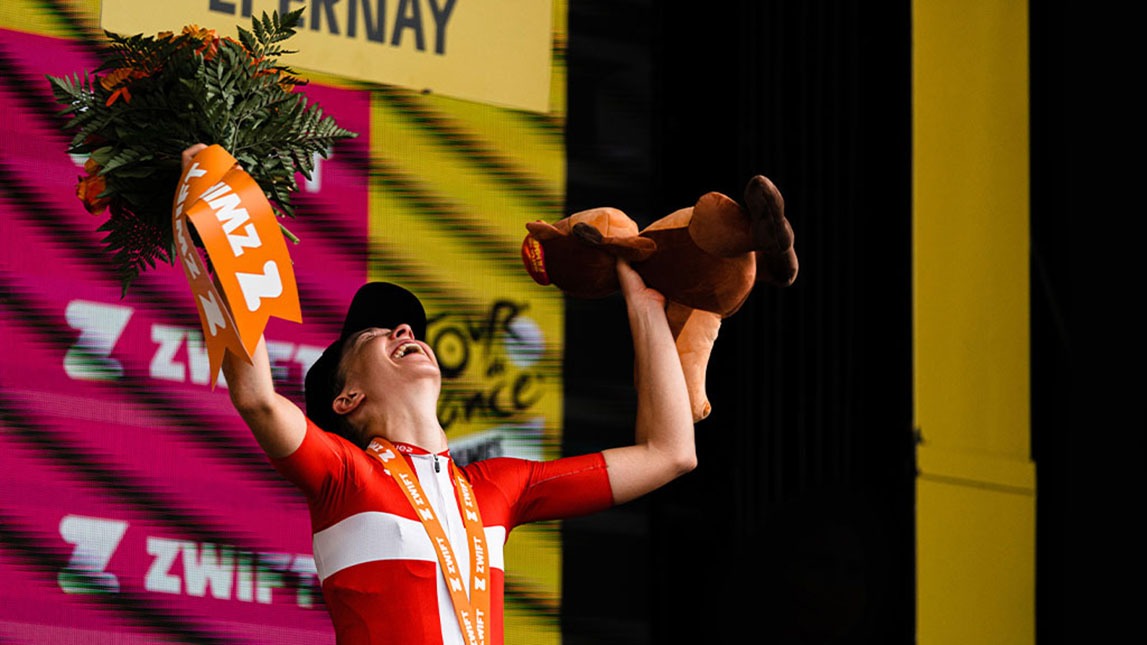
[562,2,914,642]
[1029,2,1130,643]
[559,1,1124,642]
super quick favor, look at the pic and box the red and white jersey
[271,418,613,644]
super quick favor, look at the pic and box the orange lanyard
[366,437,490,645]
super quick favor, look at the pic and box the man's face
[339,323,440,404]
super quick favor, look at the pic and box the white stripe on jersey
[312,511,507,582]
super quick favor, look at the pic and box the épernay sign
[101,0,556,112]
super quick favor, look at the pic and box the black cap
[304,282,427,435]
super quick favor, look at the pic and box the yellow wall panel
[917,478,1034,644]
[914,0,1030,460]
[914,1,1033,643]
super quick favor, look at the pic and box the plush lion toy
[521,175,798,421]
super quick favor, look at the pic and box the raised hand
[180,143,208,171]
[616,258,665,315]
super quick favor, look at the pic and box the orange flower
[197,35,227,61]
[179,24,223,59]
[106,86,131,106]
[76,164,110,215]
[101,67,148,106]
[181,24,217,41]
[99,68,132,91]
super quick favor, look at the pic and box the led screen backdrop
[0,1,567,643]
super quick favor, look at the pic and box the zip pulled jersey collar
[384,440,450,473]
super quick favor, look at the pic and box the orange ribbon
[171,145,301,387]
[366,438,491,645]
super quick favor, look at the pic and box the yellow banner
[100,0,555,112]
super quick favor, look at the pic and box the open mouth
[391,342,424,360]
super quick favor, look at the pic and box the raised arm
[222,337,306,459]
[182,144,305,459]
[601,260,697,504]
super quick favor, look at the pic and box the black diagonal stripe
[285,209,553,345]
[0,43,353,333]
[321,75,569,142]
[374,86,563,214]
[332,138,529,274]
[0,155,343,385]
[7,28,539,312]
[0,25,363,332]
[503,575,561,624]
[0,275,294,492]
[0,162,172,303]
[0,389,279,552]
[287,182,506,321]
[35,0,105,52]
[247,166,510,327]
[0,161,351,364]
[0,242,340,491]
[2,278,546,624]
[8,12,554,289]
[7,11,526,282]
[0,134,485,491]
[0,391,325,612]
[0,40,75,145]
[512,109,565,144]
[290,194,371,262]
[0,510,236,644]
[552,29,567,62]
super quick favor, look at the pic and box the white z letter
[64,301,132,381]
[58,515,128,594]
[149,325,185,382]
[227,222,262,257]
[236,261,283,312]
[198,291,227,336]
[145,537,184,595]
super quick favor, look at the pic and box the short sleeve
[466,453,614,529]
[270,416,354,506]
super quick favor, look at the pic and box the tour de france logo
[426,300,548,430]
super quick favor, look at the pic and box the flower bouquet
[47,9,356,293]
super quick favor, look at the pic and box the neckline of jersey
[389,440,451,458]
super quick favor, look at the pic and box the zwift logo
[57,514,318,607]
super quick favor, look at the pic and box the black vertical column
[564,2,913,643]
[562,1,659,642]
